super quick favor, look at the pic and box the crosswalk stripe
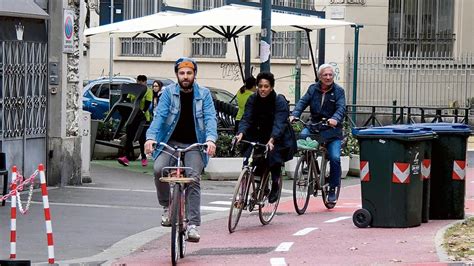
[324,216,351,223]
[293,227,318,236]
[275,242,293,252]
[200,206,229,211]
[209,201,232,205]
[270,258,287,266]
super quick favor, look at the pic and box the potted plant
[342,121,360,177]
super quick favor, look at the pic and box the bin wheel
[353,208,371,228]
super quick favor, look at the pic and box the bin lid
[352,126,436,141]
[411,123,471,135]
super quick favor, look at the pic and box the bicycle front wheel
[259,171,281,225]
[171,184,181,266]
[293,154,313,215]
[228,168,251,233]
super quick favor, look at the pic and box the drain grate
[190,247,274,256]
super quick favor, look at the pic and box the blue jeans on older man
[300,127,342,188]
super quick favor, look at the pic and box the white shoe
[186,225,200,243]
[161,207,171,227]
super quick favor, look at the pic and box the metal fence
[346,52,474,107]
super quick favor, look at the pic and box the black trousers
[124,112,146,160]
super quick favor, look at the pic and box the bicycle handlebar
[154,142,208,153]
[230,138,269,154]
[291,117,329,127]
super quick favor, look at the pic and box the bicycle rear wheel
[228,168,251,233]
[292,154,313,215]
[171,184,181,266]
[259,171,281,225]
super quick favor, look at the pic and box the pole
[109,0,114,86]
[351,24,363,124]
[260,0,271,72]
[294,0,302,102]
[244,35,251,79]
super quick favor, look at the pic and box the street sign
[63,9,75,54]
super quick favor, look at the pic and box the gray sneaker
[161,207,171,227]
[186,225,200,243]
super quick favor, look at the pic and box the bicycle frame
[157,142,207,265]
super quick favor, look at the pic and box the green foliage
[216,132,242,157]
[342,120,360,156]
[291,120,304,135]
[96,119,119,141]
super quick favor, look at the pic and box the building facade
[85,0,474,106]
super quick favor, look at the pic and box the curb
[434,214,473,263]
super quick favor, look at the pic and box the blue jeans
[300,127,341,188]
[153,140,204,226]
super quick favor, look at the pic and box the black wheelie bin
[412,123,471,219]
[352,126,436,228]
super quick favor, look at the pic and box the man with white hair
[290,64,346,203]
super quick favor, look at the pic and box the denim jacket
[292,81,346,140]
[146,82,218,165]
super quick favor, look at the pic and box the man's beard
[178,79,194,92]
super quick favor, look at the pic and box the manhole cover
[191,246,274,256]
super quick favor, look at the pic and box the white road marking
[293,227,318,236]
[324,216,351,223]
[200,206,229,211]
[270,257,287,266]
[64,185,232,196]
[275,242,293,252]
[28,201,228,212]
[210,201,231,205]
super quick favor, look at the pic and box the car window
[215,91,236,105]
[98,83,122,99]
[90,84,101,97]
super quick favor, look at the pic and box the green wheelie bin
[413,123,471,219]
[352,126,436,228]
[377,124,434,223]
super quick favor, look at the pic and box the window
[192,0,224,11]
[387,0,455,56]
[272,0,315,10]
[120,37,163,57]
[123,0,162,20]
[191,38,227,58]
[272,32,309,59]
[90,84,101,97]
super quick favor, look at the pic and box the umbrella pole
[305,29,318,81]
[233,37,245,83]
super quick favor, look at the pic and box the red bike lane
[113,168,473,266]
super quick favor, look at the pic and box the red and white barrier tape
[7,164,55,264]
[10,166,17,259]
[39,164,55,264]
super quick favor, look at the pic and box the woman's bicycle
[292,119,341,214]
[228,139,282,233]
[157,142,207,266]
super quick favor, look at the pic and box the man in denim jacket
[290,64,346,203]
[145,57,217,242]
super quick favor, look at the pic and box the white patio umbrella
[84,11,185,43]
[145,5,354,38]
[84,4,355,80]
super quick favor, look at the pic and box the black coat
[238,91,297,166]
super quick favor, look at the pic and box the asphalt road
[0,151,472,265]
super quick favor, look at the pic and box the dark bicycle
[292,118,341,214]
[157,142,207,266]
[227,139,282,233]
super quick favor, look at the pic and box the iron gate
[1,40,48,176]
